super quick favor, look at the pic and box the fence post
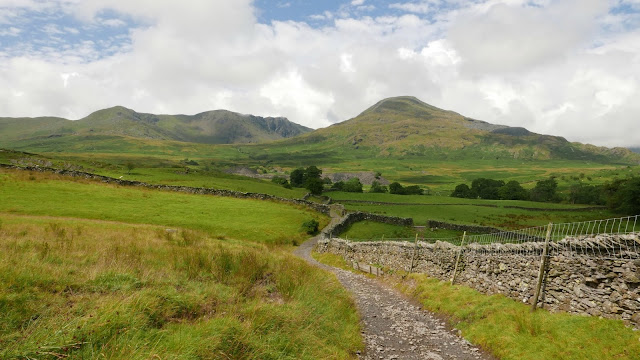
[450,231,467,285]
[409,233,419,273]
[532,222,553,312]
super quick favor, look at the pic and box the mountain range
[0,106,311,146]
[0,96,638,165]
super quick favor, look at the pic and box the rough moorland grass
[312,252,640,360]
[0,215,362,359]
[0,169,327,245]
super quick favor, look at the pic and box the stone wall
[321,211,414,238]
[316,236,640,327]
[427,220,501,234]
[0,164,331,215]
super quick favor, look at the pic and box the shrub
[342,178,363,193]
[451,183,472,198]
[301,219,320,235]
[369,180,388,193]
[331,181,345,191]
[389,182,404,194]
[530,178,561,202]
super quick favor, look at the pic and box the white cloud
[0,26,20,36]
[389,1,436,14]
[0,0,639,147]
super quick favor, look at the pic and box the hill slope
[0,106,312,146]
[284,96,638,163]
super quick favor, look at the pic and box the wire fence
[341,215,640,260]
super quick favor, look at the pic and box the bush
[301,219,320,235]
[331,181,345,191]
[498,181,529,201]
[271,176,289,187]
[389,182,422,195]
[389,182,404,194]
[605,177,640,215]
[369,180,387,193]
[451,183,472,198]
[530,178,561,202]
[342,178,363,193]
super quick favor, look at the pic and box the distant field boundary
[337,199,605,212]
[0,164,331,215]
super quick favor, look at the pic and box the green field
[0,215,361,359]
[328,191,615,230]
[0,169,327,245]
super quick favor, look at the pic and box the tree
[369,180,388,193]
[290,168,305,187]
[305,177,324,195]
[389,182,405,195]
[605,177,640,215]
[342,178,363,193]
[303,166,323,195]
[304,166,322,182]
[125,162,135,175]
[498,181,529,200]
[471,178,505,200]
[331,181,345,191]
[569,184,604,205]
[530,178,559,202]
[451,184,472,198]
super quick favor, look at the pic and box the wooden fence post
[532,222,553,312]
[450,231,467,285]
[409,233,419,273]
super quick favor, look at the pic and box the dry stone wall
[0,164,331,215]
[316,236,640,327]
[321,211,413,238]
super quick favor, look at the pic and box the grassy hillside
[2,96,639,199]
[0,214,361,359]
[0,168,326,245]
[0,106,312,146]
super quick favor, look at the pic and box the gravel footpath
[294,226,496,360]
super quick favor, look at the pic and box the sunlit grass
[397,275,640,360]
[0,168,327,245]
[0,215,362,359]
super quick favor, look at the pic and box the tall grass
[0,215,362,359]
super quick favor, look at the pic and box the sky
[1,0,639,147]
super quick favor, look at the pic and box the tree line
[272,167,426,195]
[451,176,640,215]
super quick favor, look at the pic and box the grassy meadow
[0,168,326,245]
[0,215,362,359]
[329,191,616,230]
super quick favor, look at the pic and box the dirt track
[294,221,495,360]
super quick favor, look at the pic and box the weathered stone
[623,272,640,284]
[317,232,640,326]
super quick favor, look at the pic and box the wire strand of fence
[338,215,640,260]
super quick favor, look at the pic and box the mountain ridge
[284,96,638,164]
[0,106,312,145]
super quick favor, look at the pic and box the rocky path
[294,227,495,360]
